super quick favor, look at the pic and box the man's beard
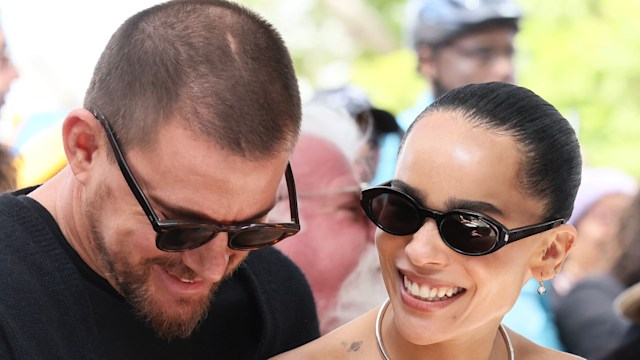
[84,182,218,340]
[431,77,449,100]
[112,256,216,340]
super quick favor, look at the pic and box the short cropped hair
[403,82,582,221]
[84,0,301,158]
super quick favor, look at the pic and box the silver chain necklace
[375,298,514,360]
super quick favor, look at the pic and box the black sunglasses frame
[360,182,565,256]
[91,108,300,252]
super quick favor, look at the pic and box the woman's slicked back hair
[404,82,582,221]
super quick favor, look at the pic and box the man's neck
[29,166,108,282]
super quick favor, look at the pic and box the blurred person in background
[304,86,403,333]
[2,11,66,190]
[273,103,377,334]
[276,89,402,334]
[373,0,522,185]
[0,19,18,192]
[0,143,15,192]
[324,228,389,333]
[604,260,640,360]
[0,20,19,111]
[310,85,403,185]
[553,167,638,359]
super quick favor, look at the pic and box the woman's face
[377,110,550,345]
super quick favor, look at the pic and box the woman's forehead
[396,110,544,224]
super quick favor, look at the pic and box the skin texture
[418,26,516,98]
[564,194,634,281]
[274,134,374,334]
[272,110,580,360]
[30,108,290,339]
[0,29,19,109]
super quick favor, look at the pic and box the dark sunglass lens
[440,213,499,254]
[157,228,217,251]
[230,228,288,250]
[369,191,421,235]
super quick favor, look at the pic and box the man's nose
[179,233,231,283]
[489,53,515,84]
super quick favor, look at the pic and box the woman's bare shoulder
[270,307,380,360]
[508,327,585,360]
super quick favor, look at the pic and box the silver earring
[537,275,546,295]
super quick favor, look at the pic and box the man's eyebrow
[153,196,276,224]
[444,198,504,216]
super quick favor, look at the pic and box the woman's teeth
[403,276,463,301]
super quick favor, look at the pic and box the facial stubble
[84,181,220,340]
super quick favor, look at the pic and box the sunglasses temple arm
[284,163,300,226]
[507,219,565,243]
[92,109,162,226]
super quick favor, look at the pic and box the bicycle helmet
[406,0,522,49]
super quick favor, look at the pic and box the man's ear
[62,108,103,185]
[416,45,438,80]
[530,223,577,283]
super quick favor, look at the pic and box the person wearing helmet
[405,0,521,104]
[372,0,522,186]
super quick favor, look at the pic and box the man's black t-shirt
[0,192,319,359]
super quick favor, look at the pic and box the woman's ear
[62,108,104,185]
[530,223,577,283]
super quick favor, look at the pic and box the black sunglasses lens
[229,228,290,250]
[440,213,499,254]
[367,191,421,235]
[157,228,218,251]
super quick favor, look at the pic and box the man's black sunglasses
[360,182,564,256]
[91,109,300,252]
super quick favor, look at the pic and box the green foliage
[517,0,640,178]
[347,0,640,178]
[351,49,425,115]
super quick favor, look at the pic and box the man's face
[83,119,290,339]
[419,26,516,98]
[273,135,374,332]
[0,29,19,109]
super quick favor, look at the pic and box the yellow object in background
[10,111,68,189]
[15,125,66,188]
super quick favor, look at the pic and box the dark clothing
[554,275,630,359]
[0,191,319,359]
[597,324,640,360]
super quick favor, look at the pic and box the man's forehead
[128,127,288,222]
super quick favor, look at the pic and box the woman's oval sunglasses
[360,182,564,256]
